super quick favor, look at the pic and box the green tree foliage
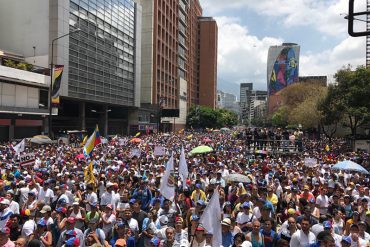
[271,106,288,127]
[274,82,327,129]
[320,66,370,137]
[186,106,238,129]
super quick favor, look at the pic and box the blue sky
[199,0,367,97]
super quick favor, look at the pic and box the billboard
[267,44,300,96]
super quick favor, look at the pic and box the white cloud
[215,16,283,90]
[200,0,366,37]
[215,16,366,92]
[300,36,366,77]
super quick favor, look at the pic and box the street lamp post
[49,28,80,138]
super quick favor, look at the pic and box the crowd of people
[0,128,367,247]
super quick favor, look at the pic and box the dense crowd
[0,128,367,247]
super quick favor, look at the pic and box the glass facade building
[68,0,136,106]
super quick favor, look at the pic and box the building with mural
[267,43,300,113]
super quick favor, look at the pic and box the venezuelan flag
[83,125,101,157]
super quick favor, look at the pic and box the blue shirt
[260,229,279,247]
[222,232,233,247]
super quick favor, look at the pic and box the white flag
[159,154,175,201]
[179,146,188,188]
[200,189,222,247]
[13,139,25,155]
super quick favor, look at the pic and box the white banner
[19,152,35,166]
[130,148,141,158]
[154,146,166,156]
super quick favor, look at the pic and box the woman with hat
[190,225,206,246]
[69,200,86,231]
[30,218,53,247]
[102,204,116,237]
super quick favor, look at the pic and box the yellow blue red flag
[83,125,101,157]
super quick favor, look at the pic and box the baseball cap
[150,237,160,246]
[159,215,168,225]
[323,221,332,229]
[56,207,67,214]
[242,202,250,208]
[196,226,205,231]
[106,204,113,210]
[40,205,51,214]
[196,183,201,189]
[0,227,10,235]
[197,200,205,206]
[0,199,10,206]
[89,202,97,207]
[341,236,351,244]
[191,215,200,221]
[67,217,76,224]
[129,199,137,204]
[37,218,47,227]
[287,208,296,215]
[65,237,80,247]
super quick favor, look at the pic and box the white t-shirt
[18,187,29,208]
[21,219,36,237]
[241,241,252,247]
[38,188,55,204]
[86,192,98,212]
[9,201,19,215]
[127,218,139,233]
[290,230,316,247]
[102,213,116,236]
[316,195,329,214]
[236,212,252,225]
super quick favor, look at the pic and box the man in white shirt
[6,191,19,215]
[316,189,329,215]
[0,199,13,229]
[21,211,36,238]
[84,184,98,212]
[17,181,29,209]
[100,182,114,209]
[290,217,316,247]
[236,202,253,232]
[37,181,54,205]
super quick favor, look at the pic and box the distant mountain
[217,77,240,98]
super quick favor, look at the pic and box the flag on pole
[178,146,188,188]
[159,154,175,201]
[13,139,25,155]
[83,125,101,158]
[199,188,222,247]
[84,161,95,184]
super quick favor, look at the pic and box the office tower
[267,43,300,113]
[0,0,141,137]
[138,0,218,131]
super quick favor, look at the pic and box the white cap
[0,199,10,206]
[159,215,168,225]
[106,182,114,187]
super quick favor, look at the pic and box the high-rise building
[217,90,239,115]
[198,17,218,109]
[240,83,253,124]
[138,0,218,132]
[0,0,141,137]
[267,43,300,113]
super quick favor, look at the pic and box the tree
[186,106,238,129]
[321,66,370,138]
[274,82,327,129]
[271,107,288,127]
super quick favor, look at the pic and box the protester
[0,128,366,246]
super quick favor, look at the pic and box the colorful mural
[268,47,299,95]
